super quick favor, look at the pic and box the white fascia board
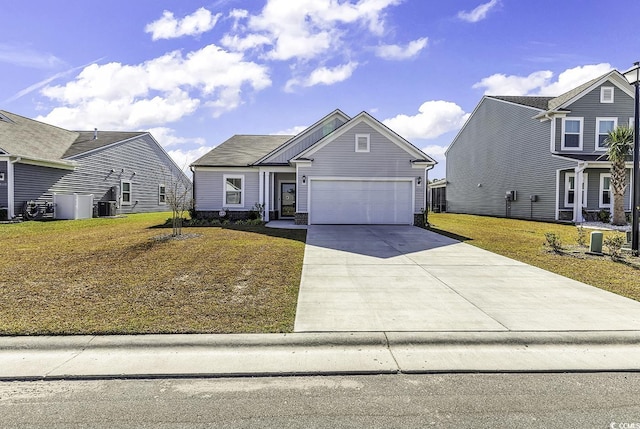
[192,166,258,173]
[14,156,77,170]
[258,166,295,173]
[556,71,634,110]
[65,133,146,159]
[295,111,435,163]
[256,109,351,164]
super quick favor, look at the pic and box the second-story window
[562,118,583,150]
[596,117,618,150]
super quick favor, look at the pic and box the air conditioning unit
[98,201,117,217]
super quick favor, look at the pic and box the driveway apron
[294,225,640,332]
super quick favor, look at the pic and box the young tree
[603,126,634,226]
[166,175,192,236]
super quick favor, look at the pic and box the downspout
[190,166,195,217]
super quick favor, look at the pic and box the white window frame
[121,181,132,206]
[595,117,618,151]
[599,173,612,208]
[223,174,244,207]
[355,134,370,153]
[158,184,166,205]
[561,117,583,150]
[630,117,635,128]
[564,172,588,208]
[600,86,614,103]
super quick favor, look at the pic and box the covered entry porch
[258,168,296,222]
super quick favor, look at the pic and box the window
[600,173,612,208]
[561,118,583,150]
[224,175,244,206]
[355,134,370,152]
[121,181,132,205]
[158,184,166,204]
[565,172,588,207]
[596,117,618,150]
[600,86,614,103]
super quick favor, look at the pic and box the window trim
[121,180,132,206]
[561,117,583,150]
[223,174,244,207]
[564,172,588,208]
[595,117,618,151]
[355,134,370,153]
[600,86,614,103]
[158,184,166,205]
[599,173,612,208]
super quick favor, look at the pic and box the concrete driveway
[294,225,640,332]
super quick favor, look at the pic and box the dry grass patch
[0,213,305,335]
[428,213,640,302]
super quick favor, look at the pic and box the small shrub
[604,233,626,260]
[544,232,563,253]
[247,218,264,226]
[598,209,610,223]
[235,219,248,225]
[221,219,230,225]
[576,226,587,247]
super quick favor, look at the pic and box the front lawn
[428,213,640,302]
[0,213,306,335]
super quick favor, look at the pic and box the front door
[280,183,296,218]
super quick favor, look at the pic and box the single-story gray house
[0,110,190,220]
[191,109,436,226]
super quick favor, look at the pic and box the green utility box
[590,231,603,254]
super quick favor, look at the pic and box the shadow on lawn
[149,222,307,243]
[426,225,472,242]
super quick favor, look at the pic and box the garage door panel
[310,180,412,224]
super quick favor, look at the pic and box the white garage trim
[308,177,415,225]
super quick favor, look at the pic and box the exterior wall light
[302,175,306,184]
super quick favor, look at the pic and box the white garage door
[309,180,413,225]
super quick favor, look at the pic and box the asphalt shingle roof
[488,96,553,110]
[0,110,79,161]
[191,135,294,167]
[64,131,147,158]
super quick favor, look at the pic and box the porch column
[263,171,270,222]
[573,163,586,223]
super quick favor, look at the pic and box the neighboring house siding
[270,117,346,164]
[555,83,634,153]
[0,160,9,208]
[13,164,70,213]
[194,169,260,211]
[12,135,188,215]
[297,123,425,213]
[65,135,187,214]
[447,98,573,220]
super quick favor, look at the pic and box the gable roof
[291,111,436,164]
[0,110,79,161]
[191,135,293,167]
[487,96,553,110]
[64,131,147,158]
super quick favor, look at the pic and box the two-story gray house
[446,69,634,223]
[0,110,190,220]
[191,109,436,226]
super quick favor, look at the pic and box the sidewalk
[2,331,640,380]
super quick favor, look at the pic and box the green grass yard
[0,213,306,335]
[428,213,640,302]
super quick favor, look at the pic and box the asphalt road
[1,373,639,428]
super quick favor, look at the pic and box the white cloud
[375,37,428,60]
[145,8,221,40]
[274,125,307,135]
[167,146,214,172]
[147,127,206,148]
[226,0,401,61]
[285,62,358,91]
[421,144,447,163]
[457,0,499,23]
[383,101,470,140]
[473,63,613,96]
[36,45,271,129]
[0,43,65,69]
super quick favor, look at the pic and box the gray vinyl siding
[193,169,260,211]
[12,135,189,215]
[446,98,573,220]
[268,117,346,164]
[297,122,426,213]
[559,168,632,212]
[0,161,7,208]
[555,83,634,153]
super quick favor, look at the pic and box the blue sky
[2,0,640,179]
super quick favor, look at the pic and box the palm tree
[603,126,634,226]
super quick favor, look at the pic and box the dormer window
[600,87,614,103]
[355,134,370,152]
